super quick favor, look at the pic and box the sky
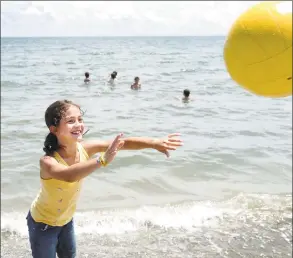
[1,1,262,37]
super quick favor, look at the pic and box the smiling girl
[26,99,182,258]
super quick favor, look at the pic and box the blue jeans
[26,211,76,258]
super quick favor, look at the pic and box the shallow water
[1,36,292,258]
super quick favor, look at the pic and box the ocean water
[1,36,292,258]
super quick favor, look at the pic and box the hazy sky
[1,1,262,37]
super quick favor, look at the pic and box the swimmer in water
[182,89,190,101]
[131,77,141,90]
[108,71,118,84]
[84,72,90,83]
[26,99,182,258]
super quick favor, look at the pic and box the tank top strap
[52,142,89,165]
[53,151,68,166]
[77,142,89,161]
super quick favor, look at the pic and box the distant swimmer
[131,76,141,90]
[182,89,191,102]
[108,71,118,84]
[84,72,90,83]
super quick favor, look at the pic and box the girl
[26,99,182,258]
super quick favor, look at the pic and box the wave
[1,193,291,239]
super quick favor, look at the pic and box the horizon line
[1,35,226,38]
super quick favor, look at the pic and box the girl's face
[54,105,85,144]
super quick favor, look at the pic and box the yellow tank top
[30,142,89,226]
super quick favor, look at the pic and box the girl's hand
[103,133,124,164]
[154,133,183,158]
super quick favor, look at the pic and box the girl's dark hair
[43,100,81,156]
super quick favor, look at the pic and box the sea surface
[1,36,292,258]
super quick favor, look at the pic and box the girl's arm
[81,134,182,158]
[40,156,103,182]
[41,134,123,182]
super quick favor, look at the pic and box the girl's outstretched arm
[82,133,182,158]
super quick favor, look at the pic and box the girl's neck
[58,142,78,159]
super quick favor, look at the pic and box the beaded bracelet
[97,153,108,167]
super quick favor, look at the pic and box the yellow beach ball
[224,1,292,98]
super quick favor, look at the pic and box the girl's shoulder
[40,155,58,168]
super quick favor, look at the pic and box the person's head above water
[110,71,117,79]
[43,100,85,156]
[183,89,190,98]
[84,72,90,82]
[131,76,141,90]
